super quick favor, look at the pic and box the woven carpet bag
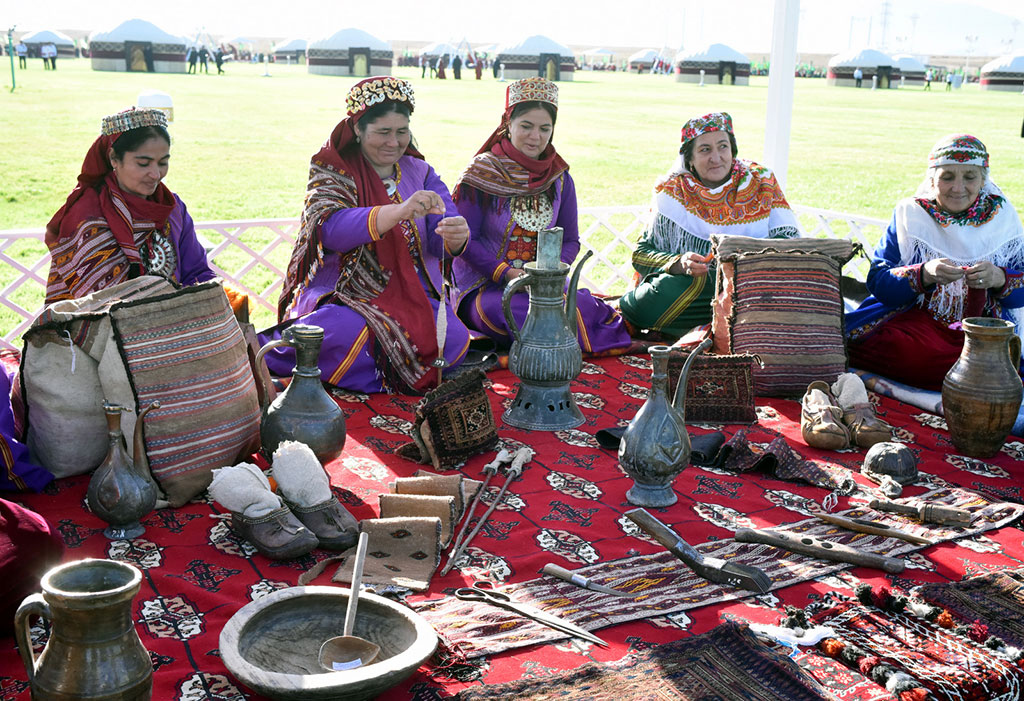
[21,277,261,505]
[709,235,855,397]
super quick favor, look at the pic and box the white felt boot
[272,441,357,551]
[208,462,282,518]
[831,373,892,449]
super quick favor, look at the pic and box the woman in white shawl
[617,112,800,339]
[846,134,1024,390]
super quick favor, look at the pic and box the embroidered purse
[668,351,762,424]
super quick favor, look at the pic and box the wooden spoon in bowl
[318,532,380,671]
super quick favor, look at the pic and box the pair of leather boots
[801,373,892,450]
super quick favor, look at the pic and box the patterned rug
[918,567,1024,649]
[455,620,833,700]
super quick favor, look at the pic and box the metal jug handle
[501,273,533,345]
[1010,334,1021,370]
[14,593,49,681]
[254,331,295,411]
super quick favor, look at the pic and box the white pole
[764,0,800,190]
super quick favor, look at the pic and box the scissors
[454,581,607,647]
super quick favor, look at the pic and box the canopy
[496,34,573,58]
[980,53,1024,74]
[828,48,895,68]
[308,27,389,52]
[628,49,658,63]
[273,38,308,53]
[674,43,750,64]
[20,30,74,46]
[891,54,927,73]
[582,47,615,56]
[89,18,187,46]
[419,41,457,56]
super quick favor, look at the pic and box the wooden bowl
[219,586,438,700]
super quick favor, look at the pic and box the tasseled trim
[646,214,713,257]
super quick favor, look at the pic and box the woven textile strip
[455,620,832,701]
[415,487,1023,658]
[667,351,759,424]
[110,282,260,506]
[809,596,1024,701]
[918,568,1024,649]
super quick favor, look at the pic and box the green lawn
[1,59,1023,333]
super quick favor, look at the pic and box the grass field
[1,59,1023,333]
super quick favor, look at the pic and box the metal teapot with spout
[501,227,592,431]
[618,339,711,507]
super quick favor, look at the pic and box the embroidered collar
[915,192,1003,228]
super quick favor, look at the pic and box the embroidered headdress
[927,134,989,169]
[680,112,733,146]
[505,76,558,110]
[101,108,168,136]
[345,76,416,117]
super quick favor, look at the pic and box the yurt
[307,28,392,77]
[979,53,1024,92]
[419,41,457,67]
[495,35,575,81]
[827,49,900,88]
[892,54,927,86]
[89,19,187,73]
[21,30,76,57]
[273,38,307,64]
[674,43,751,85]
[627,49,658,72]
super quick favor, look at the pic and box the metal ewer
[501,227,590,431]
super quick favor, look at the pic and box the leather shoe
[801,381,851,450]
[286,497,359,551]
[231,506,318,560]
[842,403,892,449]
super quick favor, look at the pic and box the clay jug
[942,317,1023,458]
[254,324,346,464]
[15,558,153,701]
[87,402,160,540]
[619,339,711,506]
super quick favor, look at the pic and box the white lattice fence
[0,205,886,351]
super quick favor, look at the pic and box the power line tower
[879,0,892,50]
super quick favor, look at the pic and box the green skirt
[618,271,715,339]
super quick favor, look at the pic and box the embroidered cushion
[710,235,855,397]
[668,351,761,424]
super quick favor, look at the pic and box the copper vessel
[15,558,152,700]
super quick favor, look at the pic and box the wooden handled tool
[816,512,934,546]
[868,500,974,528]
[734,528,905,574]
[541,564,641,597]
[626,509,772,593]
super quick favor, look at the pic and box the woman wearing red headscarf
[270,77,471,394]
[451,77,631,353]
[45,108,216,303]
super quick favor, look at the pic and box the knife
[541,563,643,598]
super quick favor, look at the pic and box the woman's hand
[964,261,1006,290]
[504,268,527,284]
[398,190,446,221]
[435,215,469,254]
[921,258,965,287]
[668,251,712,277]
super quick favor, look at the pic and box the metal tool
[816,512,934,546]
[443,448,513,568]
[541,563,642,598]
[734,528,905,574]
[454,581,607,647]
[625,508,772,593]
[440,447,533,575]
[868,499,975,528]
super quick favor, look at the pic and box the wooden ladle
[318,532,380,671]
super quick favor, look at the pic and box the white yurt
[273,38,307,64]
[627,49,658,72]
[307,28,392,77]
[674,43,751,85]
[979,53,1024,92]
[827,48,900,88]
[420,41,457,61]
[21,30,76,57]
[495,35,575,81]
[89,19,187,73]
[892,54,927,86]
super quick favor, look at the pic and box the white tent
[88,19,187,73]
[581,47,615,64]
[674,43,751,85]
[307,28,392,77]
[419,41,457,59]
[627,49,658,71]
[495,34,575,81]
[892,54,927,86]
[827,48,900,88]
[273,38,307,63]
[979,53,1024,92]
[21,29,76,57]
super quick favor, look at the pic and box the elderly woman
[451,77,631,354]
[846,134,1024,389]
[269,77,471,394]
[45,108,216,303]
[617,112,800,339]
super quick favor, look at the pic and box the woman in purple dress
[451,77,631,354]
[270,77,471,394]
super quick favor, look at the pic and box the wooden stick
[816,512,934,546]
[734,528,905,574]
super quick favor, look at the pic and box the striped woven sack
[710,235,855,397]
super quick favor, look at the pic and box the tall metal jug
[619,340,711,506]
[254,324,347,464]
[15,559,153,701]
[501,227,591,431]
